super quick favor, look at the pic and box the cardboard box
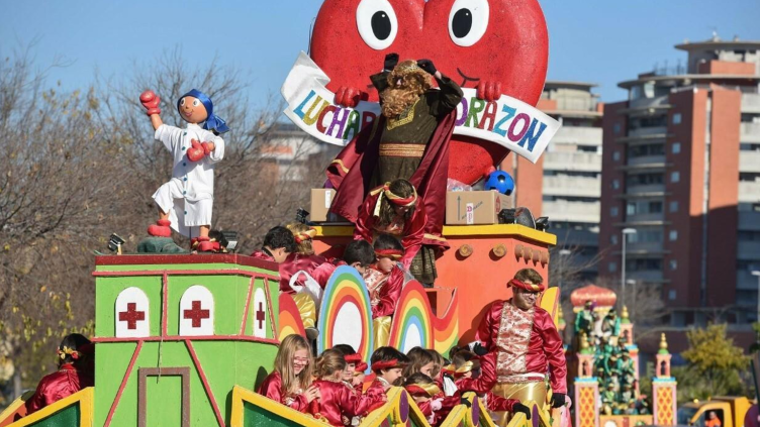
[445,191,514,225]
[310,189,336,222]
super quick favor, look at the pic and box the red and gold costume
[453,355,518,414]
[364,265,405,319]
[257,371,309,413]
[474,281,566,425]
[25,364,93,414]
[279,253,330,294]
[354,378,388,416]
[308,380,359,426]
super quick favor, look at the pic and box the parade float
[0,0,667,426]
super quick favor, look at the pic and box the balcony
[628,126,668,138]
[626,241,664,254]
[629,95,670,110]
[543,175,601,198]
[542,200,600,223]
[740,151,760,173]
[627,270,665,283]
[627,184,666,195]
[742,93,760,113]
[544,151,602,172]
[628,155,667,167]
[738,241,760,260]
[739,181,760,203]
[551,127,602,145]
[554,228,600,247]
[739,212,760,231]
[741,122,760,143]
[625,212,666,224]
[737,270,760,291]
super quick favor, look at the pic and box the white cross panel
[179,285,214,336]
[252,288,267,338]
[115,287,150,338]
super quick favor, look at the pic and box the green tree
[677,324,750,401]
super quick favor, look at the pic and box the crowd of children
[258,336,531,427]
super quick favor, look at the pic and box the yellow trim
[6,387,93,427]
[330,159,350,174]
[230,385,330,427]
[386,99,419,130]
[0,390,33,424]
[379,143,426,158]
[314,225,556,246]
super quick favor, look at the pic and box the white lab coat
[152,123,225,237]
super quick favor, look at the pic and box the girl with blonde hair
[308,349,359,426]
[257,335,319,411]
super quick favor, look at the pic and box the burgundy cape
[326,112,456,246]
[25,364,93,414]
[475,301,567,394]
[257,371,309,412]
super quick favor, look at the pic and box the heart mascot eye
[448,0,490,47]
[356,0,399,50]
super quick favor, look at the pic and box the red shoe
[194,236,217,253]
[147,219,171,237]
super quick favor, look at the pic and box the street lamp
[621,228,637,307]
[558,249,572,288]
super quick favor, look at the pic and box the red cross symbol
[183,300,210,328]
[256,302,266,329]
[118,303,145,330]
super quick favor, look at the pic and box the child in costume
[404,347,438,378]
[26,334,94,415]
[364,234,413,347]
[404,373,445,426]
[332,344,361,392]
[251,226,297,263]
[308,349,360,426]
[355,347,409,417]
[257,335,319,412]
[354,179,443,286]
[140,89,228,252]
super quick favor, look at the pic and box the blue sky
[2,0,759,107]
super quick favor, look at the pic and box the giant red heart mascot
[310,0,549,184]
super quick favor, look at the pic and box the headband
[405,383,441,397]
[354,361,368,373]
[344,353,362,364]
[375,249,404,260]
[372,359,405,371]
[508,278,545,293]
[372,183,418,217]
[294,228,317,244]
[178,89,230,134]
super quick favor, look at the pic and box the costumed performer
[25,334,94,415]
[140,89,227,252]
[355,347,410,417]
[257,334,320,412]
[251,226,296,263]
[354,179,438,285]
[327,54,464,286]
[404,373,445,426]
[364,233,414,347]
[473,268,567,426]
[308,350,360,426]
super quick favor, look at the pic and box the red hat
[345,353,362,364]
[405,383,441,397]
[508,278,545,293]
[372,359,405,371]
[354,361,368,373]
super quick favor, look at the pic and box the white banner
[281,51,560,164]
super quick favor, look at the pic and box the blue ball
[484,171,515,195]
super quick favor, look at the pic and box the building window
[609,262,618,273]
[627,202,636,215]
[671,171,680,183]
[672,113,682,125]
[613,151,621,161]
[613,179,620,190]
[669,230,678,241]
[611,235,618,245]
[672,142,681,154]
[611,207,619,217]
[669,201,679,213]
[669,290,677,300]
[614,123,622,135]
[669,259,678,270]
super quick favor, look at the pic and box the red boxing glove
[140,90,161,116]
[201,142,212,155]
[187,139,206,162]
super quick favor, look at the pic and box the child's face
[382,367,404,385]
[393,205,411,217]
[351,262,368,276]
[343,363,355,381]
[178,96,209,124]
[376,257,395,274]
[293,349,310,375]
[419,362,435,377]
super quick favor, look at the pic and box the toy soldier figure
[473,268,567,426]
